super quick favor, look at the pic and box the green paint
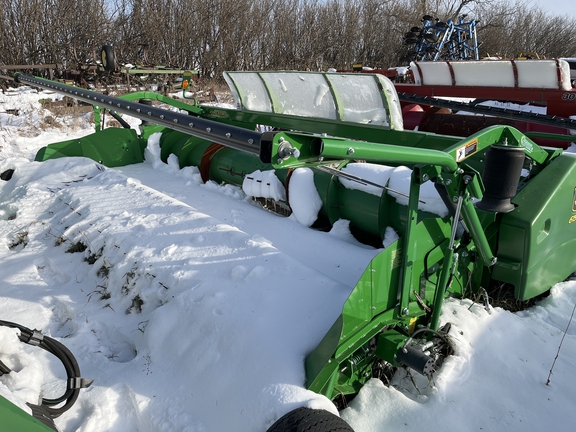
[29,73,576,404]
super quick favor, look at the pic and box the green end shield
[35,128,146,168]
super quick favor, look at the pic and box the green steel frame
[16,71,576,403]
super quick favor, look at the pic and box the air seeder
[12,71,576,430]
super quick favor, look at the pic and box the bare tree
[2,0,576,82]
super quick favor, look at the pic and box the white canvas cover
[411,59,572,90]
[224,71,404,130]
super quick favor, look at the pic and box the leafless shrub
[1,0,575,85]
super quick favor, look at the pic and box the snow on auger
[10,71,576,431]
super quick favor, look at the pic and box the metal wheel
[266,407,354,432]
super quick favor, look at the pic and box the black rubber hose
[0,358,11,375]
[40,337,82,416]
[0,320,86,417]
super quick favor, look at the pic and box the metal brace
[413,290,432,313]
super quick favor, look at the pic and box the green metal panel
[202,105,460,151]
[0,396,55,431]
[493,152,576,300]
[305,215,458,398]
[34,128,146,167]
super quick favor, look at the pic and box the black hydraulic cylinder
[396,345,434,375]
[14,73,269,161]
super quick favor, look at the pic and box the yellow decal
[569,215,576,224]
[408,317,418,334]
[456,138,478,162]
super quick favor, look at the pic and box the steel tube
[14,73,264,157]
[319,138,459,172]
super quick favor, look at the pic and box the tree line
[1,0,575,80]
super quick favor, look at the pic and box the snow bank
[1,84,575,432]
[0,156,350,431]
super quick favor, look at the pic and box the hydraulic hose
[0,320,92,418]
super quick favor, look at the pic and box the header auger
[13,71,576,431]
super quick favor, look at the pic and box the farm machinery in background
[346,57,576,150]
[404,14,480,62]
[337,14,478,82]
[394,58,576,148]
[1,45,199,96]
[348,14,576,146]
[6,69,576,431]
[96,45,200,95]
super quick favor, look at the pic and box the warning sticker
[456,139,478,162]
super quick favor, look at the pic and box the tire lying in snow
[266,408,354,432]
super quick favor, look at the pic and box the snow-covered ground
[1,86,576,432]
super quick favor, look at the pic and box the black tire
[101,45,115,72]
[266,407,354,432]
